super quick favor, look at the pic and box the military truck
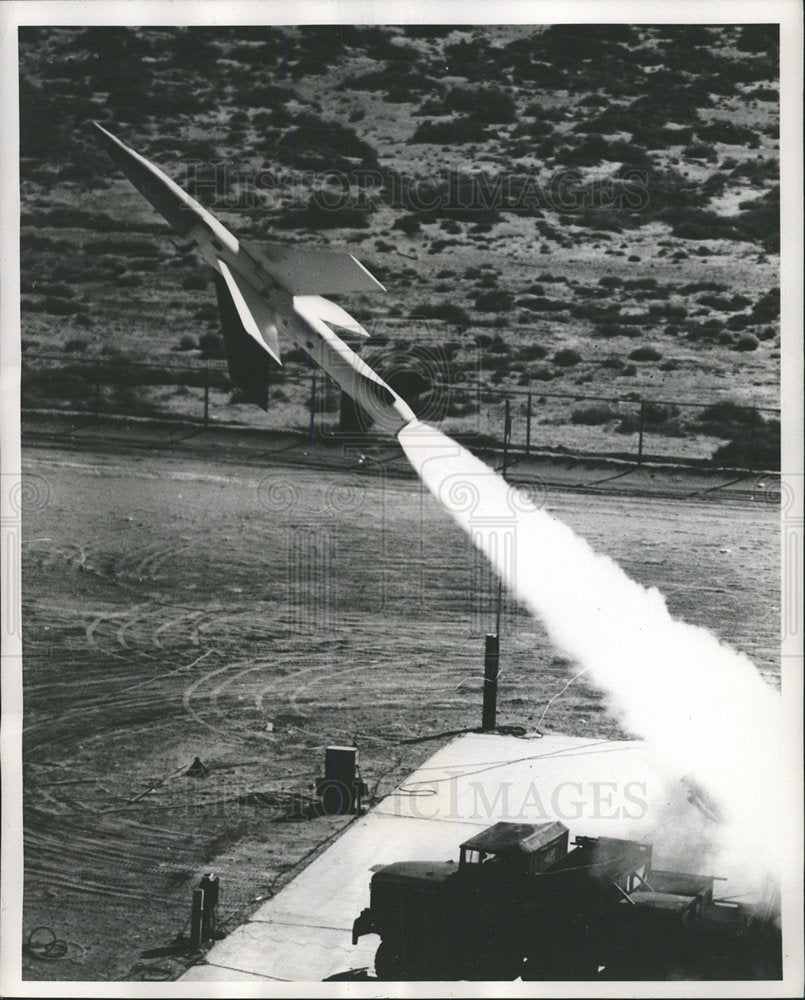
[352,821,780,981]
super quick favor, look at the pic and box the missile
[91,121,416,432]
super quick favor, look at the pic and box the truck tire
[374,940,403,980]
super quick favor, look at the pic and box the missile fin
[242,240,385,295]
[216,260,281,364]
[293,294,369,337]
[213,270,276,410]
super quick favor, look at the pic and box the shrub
[64,338,89,353]
[410,117,491,145]
[643,402,681,426]
[571,403,616,425]
[628,346,663,361]
[290,200,372,230]
[129,257,161,272]
[597,323,634,338]
[429,238,459,254]
[176,335,197,351]
[519,344,549,361]
[683,142,717,162]
[393,214,421,235]
[195,304,219,323]
[747,87,778,102]
[488,334,509,354]
[697,121,759,147]
[115,273,143,287]
[698,294,733,310]
[553,348,582,367]
[410,303,471,327]
[615,414,639,434]
[712,418,779,470]
[283,112,379,170]
[734,334,759,351]
[726,313,751,330]
[694,401,754,435]
[679,281,729,294]
[198,332,226,359]
[43,298,85,316]
[421,85,516,123]
[89,237,161,257]
[474,289,514,313]
[750,288,780,322]
[182,274,207,291]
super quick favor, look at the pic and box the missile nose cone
[90,120,125,159]
[90,120,113,140]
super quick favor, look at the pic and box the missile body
[92,122,416,433]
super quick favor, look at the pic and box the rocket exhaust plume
[93,122,786,903]
[399,421,784,894]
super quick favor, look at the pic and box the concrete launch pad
[181,733,669,982]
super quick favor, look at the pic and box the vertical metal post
[482,633,499,732]
[309,372,317,437]
[637,399,645,466]
[502,397,511,477]
[190,887,204,948]
[525,391,532,456]
[748,404,757,473]
[93,360,101,420]
[199,873,219,942]
[203,365,210,428]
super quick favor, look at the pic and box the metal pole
[203,365,210,428]
[502,397,511,477]
[637,399,645,466]
[525,391,532,456]
[93,360,100,420]
[748,404,756,473]
[482,633,500,732]
[190,887,204,949]
[199,874,219,942]
[309,372,317,438]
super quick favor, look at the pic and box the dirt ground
[18,432,779,981]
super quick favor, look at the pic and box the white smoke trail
[399,421,784,892]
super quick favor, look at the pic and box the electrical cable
[24,926,69,961]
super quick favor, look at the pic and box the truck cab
[352,821,570,980]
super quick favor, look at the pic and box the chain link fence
[20,352,780,472]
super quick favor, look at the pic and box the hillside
[18,24,780,462]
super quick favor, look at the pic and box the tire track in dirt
[181,659,272,737]
[153,610,204,649]
[134,546,177,581]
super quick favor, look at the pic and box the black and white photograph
[1,1,802,994]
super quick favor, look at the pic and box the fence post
[93,360,101,420]
[637,398,645,466]
[309,372,317,438]
[525,391,532,456]
[203,365,210,428]
[748,404,757,473]
[502,397,511,478]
